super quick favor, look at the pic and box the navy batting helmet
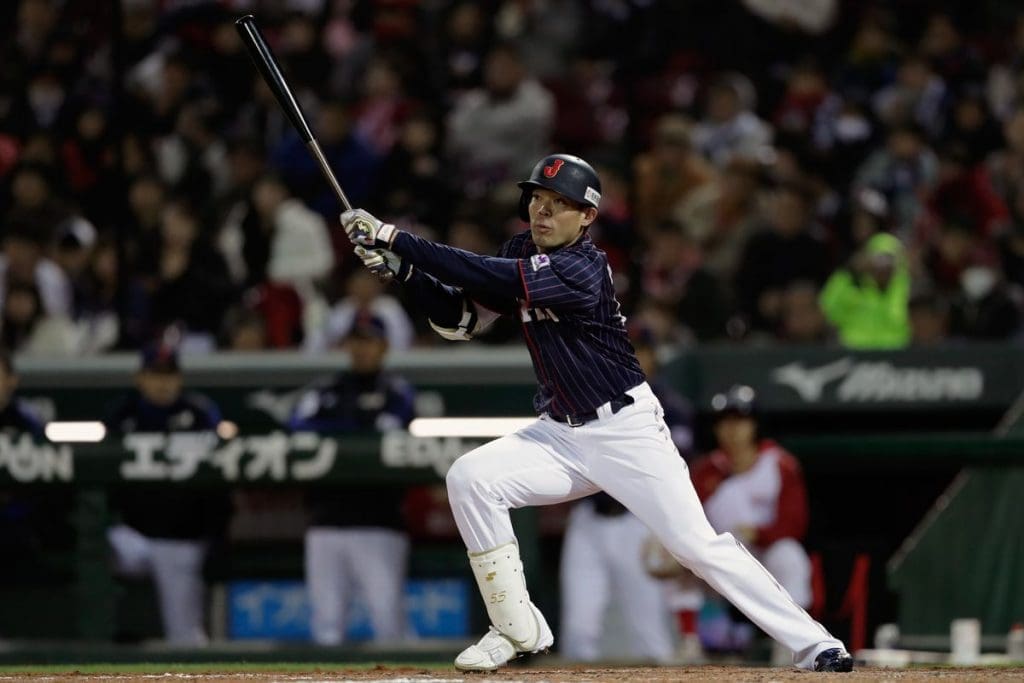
[710,385,757,420]
[517,154,602,221]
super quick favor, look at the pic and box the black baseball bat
[235,14,353,211]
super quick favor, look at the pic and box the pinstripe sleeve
[404,268,470,328]
[518,251,601,310]
[391,231,525,300]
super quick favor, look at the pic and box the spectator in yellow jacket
[820,232,911,348]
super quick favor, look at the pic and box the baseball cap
[346,311,388,341]
[140,341,180,373]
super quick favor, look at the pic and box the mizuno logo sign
[772,358,984,402]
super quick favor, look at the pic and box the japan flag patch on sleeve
[530,254,551,271]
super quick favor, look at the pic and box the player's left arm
[342,210,600,310]
[353,243,506,340]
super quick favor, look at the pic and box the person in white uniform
[338,153,853,672]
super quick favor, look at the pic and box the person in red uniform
[693,385,810,588]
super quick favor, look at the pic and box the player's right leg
[624,484,847,670]
[582,386,851,671]
[759,538,813,609]
[445,420,597,671]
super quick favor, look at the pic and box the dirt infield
[7,666,1024,682]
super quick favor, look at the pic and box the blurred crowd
[2,0,1024,356]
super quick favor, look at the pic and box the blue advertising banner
[227,578,469,640]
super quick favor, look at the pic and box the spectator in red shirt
[691,386,811,600]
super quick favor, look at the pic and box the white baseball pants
[445,382,844,669]
[667,537,813,611]
[107,524,209,646]
[559,502,675,662]
[304,526,409,644]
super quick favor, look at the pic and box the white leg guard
[457,542,553,671]
[468,541,547,649]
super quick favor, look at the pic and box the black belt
[550,392,635,427]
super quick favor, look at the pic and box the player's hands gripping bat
[341,208,399,249]
[354,245,412,282]
[343,209,404,282]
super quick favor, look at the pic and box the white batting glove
[341,208,398,248]
[354,245,411,283]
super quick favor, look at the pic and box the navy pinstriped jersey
[497,231,643,417]
[393,229,644,417]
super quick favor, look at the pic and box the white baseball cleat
[454,627,519,671]
[454,607,553,671]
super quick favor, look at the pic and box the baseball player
[290,312,415,645]
[105,341,231,646]
[338,154,853,672]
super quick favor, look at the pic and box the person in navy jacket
[290,312,415,645]
[105,341,230,646]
